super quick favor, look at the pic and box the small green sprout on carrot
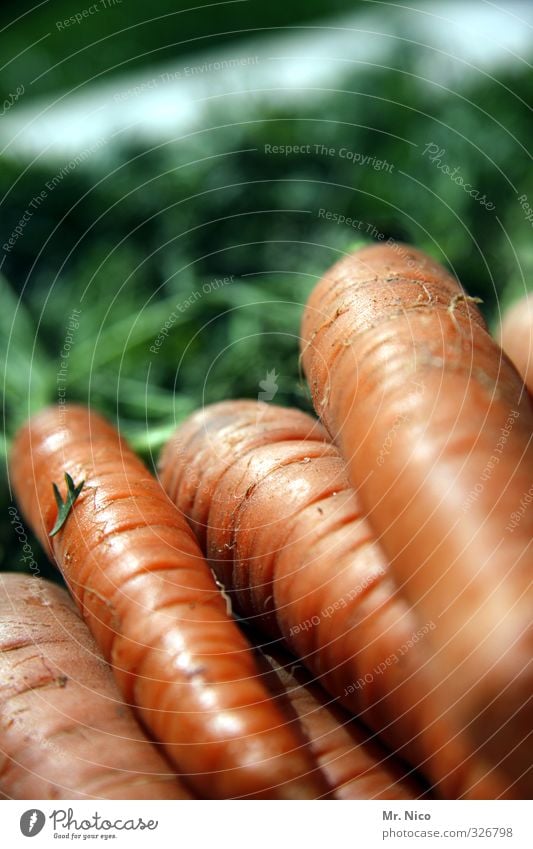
[49,473,84,537]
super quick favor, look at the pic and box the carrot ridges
[10,404,327,800]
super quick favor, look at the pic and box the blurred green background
[1,0,532,576]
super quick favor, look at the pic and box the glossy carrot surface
[160,399,524,798]
[0,573,191,800]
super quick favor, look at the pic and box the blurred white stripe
[1,0,531,160]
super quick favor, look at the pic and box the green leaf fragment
[49,473,85,538]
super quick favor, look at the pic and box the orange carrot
[0,573,191,800]
[497,292,533,395]
[159,399,523,798]
[9,405,327,799]
[301,243,533,795]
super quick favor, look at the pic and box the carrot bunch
[0,574,191,800]
[6,242,532,800]
[7,405,422,800]
[159,243,532,798]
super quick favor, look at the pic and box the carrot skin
[9,405,326,800]
[301,244,533,795]
[497,292,533,395]
[159,400,518,798]
[256,646,427,800]
[0,573,191,800]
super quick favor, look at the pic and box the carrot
[0,573,190,800]
[497,292,533,395]
[256,644,427,800]
[301,242,533,795]
[159,399,522,798]
[9,405,327,799]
